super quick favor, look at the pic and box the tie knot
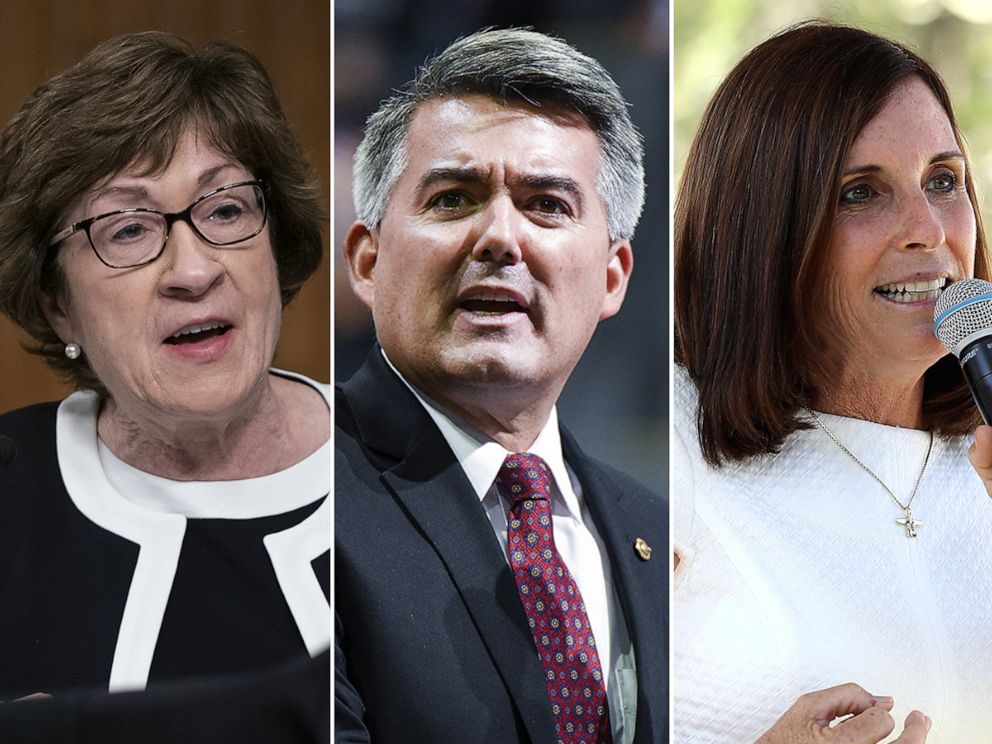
[495,453,552,506]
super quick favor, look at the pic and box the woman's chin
[106,365,272,434]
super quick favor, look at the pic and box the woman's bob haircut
[0,32,324,394]
[675,20,989,465]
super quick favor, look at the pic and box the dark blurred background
[334,0,669,491]
[0,0,329,413]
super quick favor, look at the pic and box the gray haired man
[336,28,667,744]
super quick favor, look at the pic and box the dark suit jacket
[335,351,668,743]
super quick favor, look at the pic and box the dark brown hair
[674,20,989,465]
[0,31,324,393]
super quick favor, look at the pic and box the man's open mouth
[460,299,526,315]
[458,288,529,315]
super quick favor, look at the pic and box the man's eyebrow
[415,168,586,208]
[517,174,585,209]
[415,166,488,192]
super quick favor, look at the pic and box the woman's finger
[800,682,892,724]
[827,698,895,742]
[758,683,896,744]
[889,710,931,744]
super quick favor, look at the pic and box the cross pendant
[896,507,922,538]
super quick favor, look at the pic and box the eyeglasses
[48,181,267,269]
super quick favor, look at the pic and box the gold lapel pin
[634,537,652,561]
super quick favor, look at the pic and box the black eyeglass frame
[47,179,267,269]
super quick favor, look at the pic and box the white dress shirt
[383,352,637,742]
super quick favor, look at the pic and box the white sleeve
[671,406,697,582]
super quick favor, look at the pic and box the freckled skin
[346,95,632,445]
[821,77,976,419]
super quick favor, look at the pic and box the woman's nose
[157,221,225,298]
[899,190,945,251]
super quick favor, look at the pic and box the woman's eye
[110,222,151,242]
[840,183,875,205]
[208,202,246,222]
[927,172,958,192]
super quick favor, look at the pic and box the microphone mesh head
[933,278,992,356]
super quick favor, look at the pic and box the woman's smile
[873,277,946,304]
[824,77,976,377]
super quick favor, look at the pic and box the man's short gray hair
[353,27,645,241]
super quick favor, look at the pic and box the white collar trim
[94,369,329,518]
[55,368,330,691]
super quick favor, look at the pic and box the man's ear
[600,239,633,320]
[343,221,378,310]
[39,290,75,344]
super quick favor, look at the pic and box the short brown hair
[0,31,324,393]
[674,21,989,465]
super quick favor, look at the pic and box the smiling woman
[0,32,330,706]
[674,20,992,744]
[820,77,977,428]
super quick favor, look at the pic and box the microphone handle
[959,335,992,425]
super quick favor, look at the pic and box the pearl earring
[64,343,81,360]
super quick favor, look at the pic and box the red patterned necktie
[495,453,612,744]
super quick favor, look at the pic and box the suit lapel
[342,351,556,742]
[563,430,667,744]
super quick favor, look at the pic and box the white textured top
[673,365,992,743]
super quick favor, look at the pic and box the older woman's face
[824,76,976,379]
[44,130,282,423]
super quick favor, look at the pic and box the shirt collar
[381,350,579,513]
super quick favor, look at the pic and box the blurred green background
[675,0,992,221]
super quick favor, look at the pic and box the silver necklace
[803,408,933,538]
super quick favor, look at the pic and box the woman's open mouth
[164,321,233,345]
[874,278,946,304]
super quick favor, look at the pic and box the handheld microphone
[0,434,16,471]
[933,278,992,424]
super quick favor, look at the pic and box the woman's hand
[756,683,930,743]
[967,424,992,498]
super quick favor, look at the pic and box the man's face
[347,94,631,412]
